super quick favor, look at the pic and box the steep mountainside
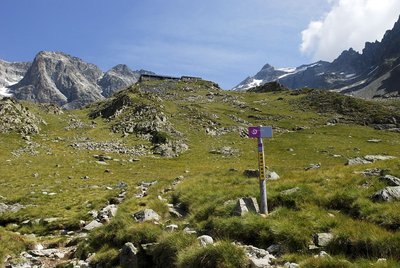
[0,60,31,96]
[2,52,152,108]
[234,15,400,98]
[9,51,105,109]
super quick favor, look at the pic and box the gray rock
[347,157,372,165]
[165,224,178,232]
[367,139,381,143]
[234,197,260,216]
[356,168,382,176]
[98,204,118,220]
[0,202,25,213]
[119,242,138,268]
[241,244,276,268]
[364,155,395,162]
[266,244,282,255]
[305,163,321,171]
[183,227,197,235]
[197,235,214,247]
[380,175,400,186]
[132,209,160,222]
[371,186,400,202]
[210,146,239,156]
[249,257,271,268]
[284,262,300,268]
[313,233,333,247]
[266,171,280,180]
[280,187,300,196]
[83,220,103,231]
[347,155,396,165]
[314,251,331,258]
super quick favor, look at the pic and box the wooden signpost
[248,126,273,215]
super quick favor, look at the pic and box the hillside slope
[1,80,400,267]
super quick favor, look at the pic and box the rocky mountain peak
[110,64,132,74]
[10,51,104,109]
[235,15,400,98]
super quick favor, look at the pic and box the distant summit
[1,51,154,108]
[234,15,400,99]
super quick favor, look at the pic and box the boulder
[312,233,333,247]
[132,209,160,222]
[249,258,271,268]
[347,157,371,165]
[83,220,103,231]
[120,242,138,268]
[197,235,214,247]
[380,175,400,186]
[266,244,282,255]
[234,197,260,216]
[266,171,280,180]
[241,244,276,268]
[98,204,118,220]
[371,187,400,202]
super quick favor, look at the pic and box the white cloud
[300,0,400,61]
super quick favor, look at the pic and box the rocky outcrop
[371,186,400,202]
[380,175,400,186]
[0,97,42,134]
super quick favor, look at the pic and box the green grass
[1,82,400,266]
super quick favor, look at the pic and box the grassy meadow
[1,80,400,267]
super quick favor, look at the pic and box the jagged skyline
[1,0,399,88]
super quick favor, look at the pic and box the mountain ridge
[1,51,153,108]
[233,15,400,98]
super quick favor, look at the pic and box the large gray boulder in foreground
[371,186,400,202]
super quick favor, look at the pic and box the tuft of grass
[177,240,247,268]
[151,232,197,268]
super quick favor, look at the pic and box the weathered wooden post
[248,125,273,215]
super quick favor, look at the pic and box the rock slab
[234,197,260,216]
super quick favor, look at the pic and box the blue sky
[1,0,399,88]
